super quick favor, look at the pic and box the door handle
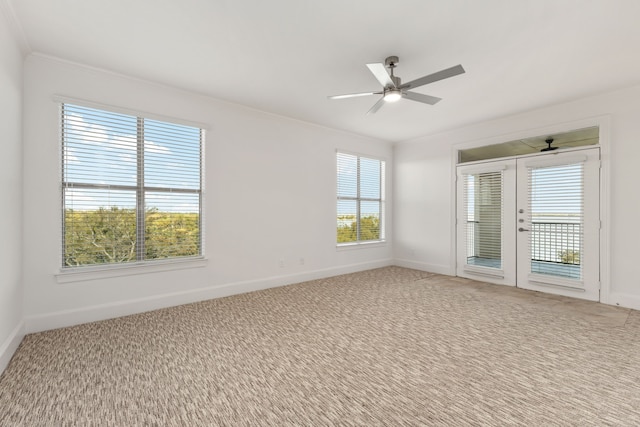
[518,227,530,232]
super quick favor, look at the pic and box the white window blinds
[528,162,583,279]
[62,103,203,267]
[337,152,385,244]
[463,170,503,269]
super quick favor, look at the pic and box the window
[61,103,203,268]
[336,152,385,244]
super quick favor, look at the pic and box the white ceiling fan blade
[402,91,442,105]
[328,91,380,100]
[366,97,386,115]
[366,63,395,88]
[399,64,465,90]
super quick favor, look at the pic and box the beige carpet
[1,266,639,426]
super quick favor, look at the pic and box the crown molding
[0,0,31,55]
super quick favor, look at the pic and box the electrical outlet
[279,259,285,268]
[299,257,305,265]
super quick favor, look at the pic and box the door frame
[450,116,611,303]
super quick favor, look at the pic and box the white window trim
[53,95,209,130]
[56,257,208,284]
[59,99,206,272]
[336,240,386,251]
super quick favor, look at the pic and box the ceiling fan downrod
[541,137,558,152]
[385,56,401,87]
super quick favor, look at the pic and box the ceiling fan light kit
[384,89,402,102]
[328,56,465,114]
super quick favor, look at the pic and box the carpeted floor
[1,266,639,426]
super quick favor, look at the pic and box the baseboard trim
[606,292,640,311]
[25,259,393,333]
[0,321,25,375]
[393,258,454,276]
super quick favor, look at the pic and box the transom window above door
[458,126,598,163]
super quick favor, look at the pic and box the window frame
[336,151,386,246]
[59,100,206,273]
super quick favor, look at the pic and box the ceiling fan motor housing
[385,56,399,67]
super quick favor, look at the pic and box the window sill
[336,240,386,251]
[56,257,208,284]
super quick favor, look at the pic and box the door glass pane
[464,171,503,269]
[529,163,583,279]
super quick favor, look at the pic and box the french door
[456,148,600,301]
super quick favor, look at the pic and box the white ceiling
[6,0,640,142]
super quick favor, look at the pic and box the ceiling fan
[328,56,465,114]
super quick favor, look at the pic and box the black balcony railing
[466,221,581,265]
[530,222,581,265]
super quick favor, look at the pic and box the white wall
[0,8,25,371]
[22,55,393,332]
[393,139,453,275]
[394,85,640,310]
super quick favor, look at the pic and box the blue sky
[63,104,201,213]
[336,153,383,216]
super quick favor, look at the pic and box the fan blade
[366,97,385,115]
[402,91,442,105]
[328,91,380,100]
[399,64,465,90]
[366,63,395,88]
